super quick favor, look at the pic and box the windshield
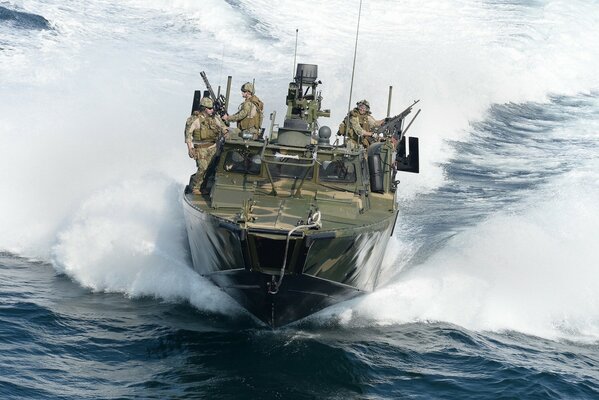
[267,161,314,180]
[266,152,314,180]
[319,159,356,183]
[223,150,261,175]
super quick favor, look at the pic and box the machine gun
[375,99,420,140]
[383,99,421,174]
[360,99,420,148]
[198,71,230,119]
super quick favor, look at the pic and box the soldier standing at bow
[185,97,228,195]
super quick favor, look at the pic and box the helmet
[356,99,370,109]
[200,97,214,108]
[241,82,255,94]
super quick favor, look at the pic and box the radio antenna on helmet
[292,29,299,79]
[344,0,363,146]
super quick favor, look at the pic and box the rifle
[375,99,420,140]
[200,71,229,119]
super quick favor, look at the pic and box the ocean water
[1,0,599,398]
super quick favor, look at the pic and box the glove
[188,148,196,159]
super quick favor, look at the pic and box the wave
[49,176,244,318]
[325,96,599,341]
[323,164,599,342]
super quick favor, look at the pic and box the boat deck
[185,188,396,234]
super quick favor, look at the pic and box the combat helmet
[356,99,370,109]
[200,97,214,108]
[241,82,255,94]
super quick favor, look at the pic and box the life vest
[340,110,370,136]
[239,95,264,130]
[192,113,221,141]
[338,109,375,147]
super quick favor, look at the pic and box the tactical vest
[192,114,220,142]
[239,96,264,130]
[343,110,370,139]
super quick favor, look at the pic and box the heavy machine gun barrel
[200,71,229,118]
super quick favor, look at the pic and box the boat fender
[367,143,384,193]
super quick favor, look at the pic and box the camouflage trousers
[191,144,217,190]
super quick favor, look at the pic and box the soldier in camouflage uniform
[337,99,384,148]
[185,97,227,195]
[223,82,264,139]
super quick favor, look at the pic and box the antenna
[344,0,363,147]
[292,29,299,79]
[386,86,393,117]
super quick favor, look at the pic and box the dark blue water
[2,252,599,399]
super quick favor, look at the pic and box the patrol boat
[182,64,420,327]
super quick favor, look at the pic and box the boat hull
[208,269,363,327]
[182,195,396,327]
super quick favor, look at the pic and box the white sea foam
[329,156,599,341]
[50,176,241,315]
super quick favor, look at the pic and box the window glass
[223,150,261,175]
[267,153,313,180]
[319,159,356,183]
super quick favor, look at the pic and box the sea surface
[2,1,599,399]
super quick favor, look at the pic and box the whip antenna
[344,0,363,146]
[347,0,363,112]
[292,29,299,78]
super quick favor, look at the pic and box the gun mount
[284,63,331,133]
[193,71,230,119]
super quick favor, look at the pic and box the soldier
[337,99,384,148]
[223,82,264,139]
[185,97,227,195]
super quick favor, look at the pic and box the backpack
[249,95,264,127]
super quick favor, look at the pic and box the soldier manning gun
[355,99,419,148]
[190,71,231,120]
